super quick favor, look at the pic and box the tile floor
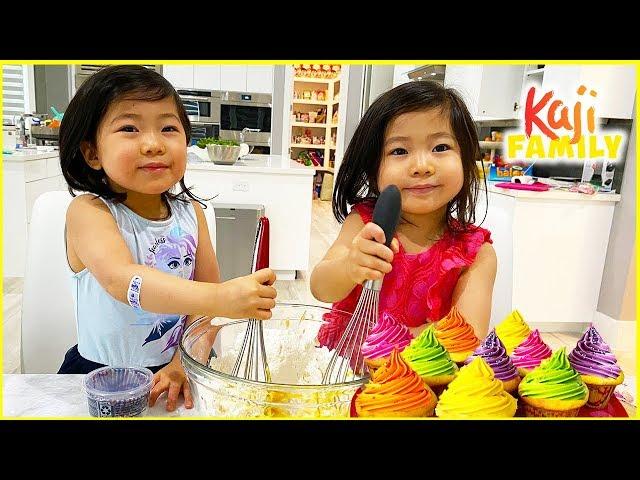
[3,199,636,414]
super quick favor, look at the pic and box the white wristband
[127,275,143,309]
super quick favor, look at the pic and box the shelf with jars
[289,64,341,182]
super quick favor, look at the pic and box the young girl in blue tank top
[58,65,277,412]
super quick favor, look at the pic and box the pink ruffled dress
[318,200,492,351]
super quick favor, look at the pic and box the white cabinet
[246,66,274,94]
[164,65,274,94]
[193,65,221,90]
[220,65,274,94]
[221,65,248,92]
[444,65,524,119]
[163,65,195,89]
[163,65,221,90]
[541,65,636,119]
[476,186,619,332]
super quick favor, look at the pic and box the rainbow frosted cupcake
[433,306,480,365]
[361,312,413,373]
[495,310,531,355]
[355,348,437,417]
[435,357,517,418]
[401,325,458,396]
[518,348,588,417]
[464,329,520,394]
[568,325,624,409]
[511,329,553,377]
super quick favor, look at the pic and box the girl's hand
[215,268,277,320]
[149,359,194,412]
[346,222,400,285]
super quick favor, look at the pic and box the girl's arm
[310,212,398,303]
[451,243,498,339]
[66,195,276,320]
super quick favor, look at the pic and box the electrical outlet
[232,182,249,192]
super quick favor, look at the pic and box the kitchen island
[185,154,315,280]
[478,181,622,334]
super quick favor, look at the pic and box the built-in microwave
[219,92,272,150]
[176,89,221,124]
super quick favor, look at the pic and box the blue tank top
[67,196,198,367]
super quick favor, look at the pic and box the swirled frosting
[433,306,480,354]
[401,326,457,377]
[518,348,588,400]
[495,310,531,354]
[568,325,622,379]
[361,312,413,360]
[435,357,517,418]
[511,329,552,371]
[356,348,434,416]
[464,329,518,381]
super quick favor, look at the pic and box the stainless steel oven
[219,92,272,152]
[177,89,221,124]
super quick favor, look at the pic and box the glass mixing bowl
[180,303,367,417]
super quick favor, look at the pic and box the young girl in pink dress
[311,80,496,349]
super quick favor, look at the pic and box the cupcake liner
[585,383,617,409]
[521,402,581,417]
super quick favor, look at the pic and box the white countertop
[2,148,59,162]
[3,374,199,418]
[187,153,315,176]
[485,181,621,202]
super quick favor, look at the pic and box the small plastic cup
[83,366,154,418]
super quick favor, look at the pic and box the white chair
[20,193,217,373]
[21,191,75,373]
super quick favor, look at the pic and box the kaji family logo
[505,84,625,163]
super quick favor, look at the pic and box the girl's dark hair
[60,64,206,207]
[333,80,481,232]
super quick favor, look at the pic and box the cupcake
[355,348,437,417]
[511,329,552,377]
[518,347,588,417]
[401,325,458,396]
[568,325,624,409]
[495,309,531,355]
[361,312,413,373]
[464,329,520,394]
[435,357,517,418]
[433,306,480,365]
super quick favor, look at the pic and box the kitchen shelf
[294,77,341,84]
[291,122,328,128]
[293,99,330,106]
[479,141,503,149]
[290,65,342,196]
[291,143,326,148]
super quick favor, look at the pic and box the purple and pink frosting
[568,325,622,379]
[361,312,413,360]
[511,329,552,371]
[464,329,519,381]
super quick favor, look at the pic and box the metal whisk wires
[231,217,272,382]
[322,279,381,384]
[322,185,402,385]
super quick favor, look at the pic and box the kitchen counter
[187,153,315,176]
[3,374,199,418]
[479,183,621,332]
[184,154,315,280]
[3,373,635,417]
[485,181,621,202]
[2,148,60,162]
